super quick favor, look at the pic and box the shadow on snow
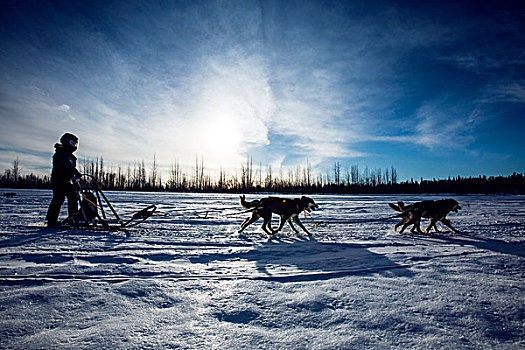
[188,237,414,282]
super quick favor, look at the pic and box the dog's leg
[264,213,274,232]
[395,216,408,232]
[399,220,412,234]
[409,219,423,234]
[292,216,311,235]
[431,222,442,233]
[425,219,438,234]
[261,214,274,235]
[440,218,460,233]
[238,211,260,233]
[399,213,417,234]
[412,220,424,234]
[273,214,292,233]
[287,218,299,233]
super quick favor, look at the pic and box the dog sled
[51,174,157,232]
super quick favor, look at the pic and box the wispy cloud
[370,102,484,152]
[55,104,70,112]
[482,82,525,103]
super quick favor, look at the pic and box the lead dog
[388,199,461,234]
[238,195,319,235]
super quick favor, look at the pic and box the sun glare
[177,59,273,168]
[200,113,241,155]
[191,93,245,165]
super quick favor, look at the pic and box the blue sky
[1,0,524,181]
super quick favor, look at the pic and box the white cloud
[371,102,481,151]
[482,82,525,103]
[56,104,71,112]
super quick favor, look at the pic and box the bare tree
[351,164,359,185]
[305,159,312,187]
[376,168,382,185]
[241,156,253,190]
[333,161,341,185]
[217,167,226,190]
[168,159,182,190]
[150,153,158,189]
[99,156,104,185]
[391,166,398,184]
[344,166,350,186]
[256,162,263,188]
[265,164,273,189]
[192,155,205,190]
[363,166,370,186]
[12,158,19,182]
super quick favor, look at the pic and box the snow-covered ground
[0,190,524,349]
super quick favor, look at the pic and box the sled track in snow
[0,264,411,284]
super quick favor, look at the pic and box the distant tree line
[0,158,50,189]
[1,156,524,194]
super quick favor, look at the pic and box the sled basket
[60,175,157,231]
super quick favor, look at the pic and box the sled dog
[238,195,319,235]
[388,199,461,234]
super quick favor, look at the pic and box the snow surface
[0,190,524,349]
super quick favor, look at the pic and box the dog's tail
[239,195,261,209]
[388,201,405,212]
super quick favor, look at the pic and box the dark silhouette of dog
[238,195,319,235]
[388,199,461,234]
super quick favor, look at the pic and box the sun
[179,63,273,168]
[200,113,241,156]
[190,93,246,165]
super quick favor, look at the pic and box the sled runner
[53,174,157,231]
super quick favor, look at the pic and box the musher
[45,132,82,227]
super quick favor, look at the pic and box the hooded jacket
[51,143,81,185]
